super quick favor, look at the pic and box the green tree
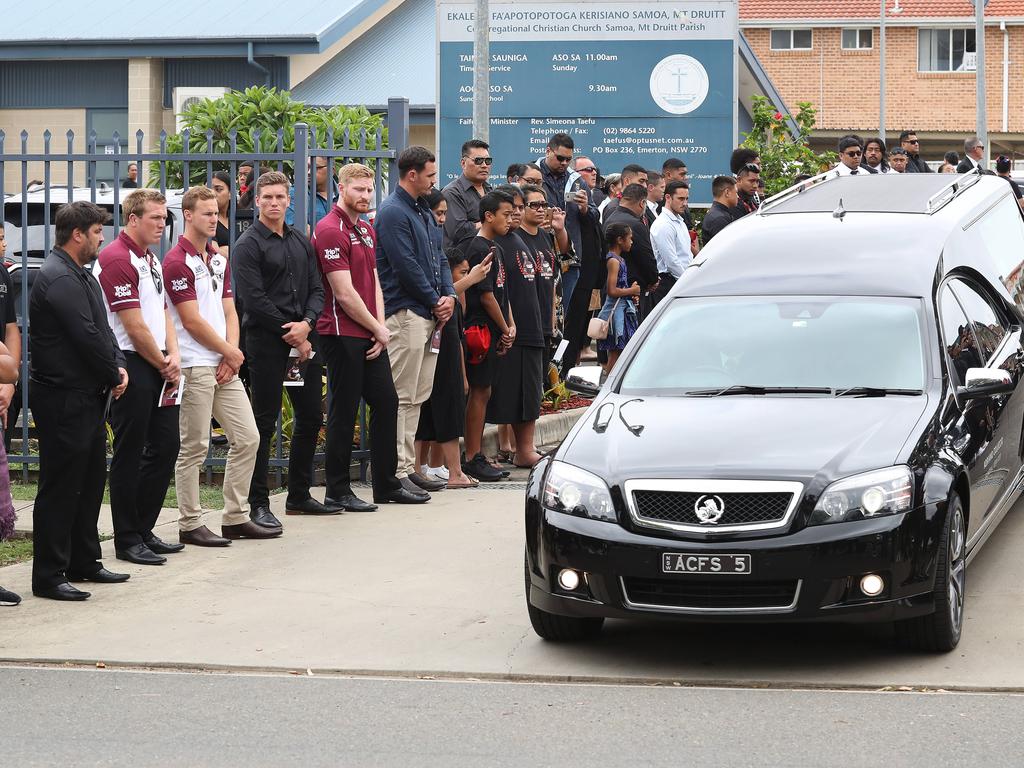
[152,86,388,187]
[740,95,836,196]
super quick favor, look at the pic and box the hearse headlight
[543,461,616,522]
[812,466,914,524]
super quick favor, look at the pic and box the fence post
[293,122,310,230]
[387,98,409,195]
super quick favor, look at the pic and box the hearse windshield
[619,296,926,395]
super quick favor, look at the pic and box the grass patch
[9,482,225,510]
[0,537,33,567]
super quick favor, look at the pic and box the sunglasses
[576,166,597,173]
[905,139,920,145]
[466,156,493,166]
[742,163,761,173]
[554,153,572,163]
[844,150,862,157]
[526,201,550,210]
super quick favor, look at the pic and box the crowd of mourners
[0,127,1016,607]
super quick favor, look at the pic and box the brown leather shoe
[179,525,231,547]
[222,520,284,540]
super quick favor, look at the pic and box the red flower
[774,112,783,120]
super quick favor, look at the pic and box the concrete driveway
[1,483,1022,691]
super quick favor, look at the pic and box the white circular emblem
[694,494,725,525]
[649,54,710,115]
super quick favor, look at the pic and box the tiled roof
[740,0,1024,20]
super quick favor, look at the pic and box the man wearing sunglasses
[96,188,184,566]
[956,136,985,174]
[573,156,601,204]
[833,136,876,176]
[442,139,493,256]
[899,131,932,173]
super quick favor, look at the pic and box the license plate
[662,553,751,575]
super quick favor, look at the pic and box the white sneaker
[427,465,450,481]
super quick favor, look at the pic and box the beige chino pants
[386,309,438,478]
[175,367,259,530]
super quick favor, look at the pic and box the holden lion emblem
[694,494,725,524]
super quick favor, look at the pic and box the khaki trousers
[386,309,437,478]
[175,367,259,531]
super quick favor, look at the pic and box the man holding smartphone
[96,189,183,565]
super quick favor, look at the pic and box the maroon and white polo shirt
[95,230,167,352]
[312,204,378,339]
[162,235,233,368]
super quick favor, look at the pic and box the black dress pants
[107,353,180,550]
[246,327,323,507]
[30,382,107,590]
[322,335,401,498]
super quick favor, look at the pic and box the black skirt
[415,313,466,443]
[486,345,544,425]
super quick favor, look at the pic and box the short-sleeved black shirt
[494,230,544,348]
[517,228,557,337]
[0,264,17,331]
[464,236,508,332]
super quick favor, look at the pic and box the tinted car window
[968,195,1024,313]
[620,296,925,393]
[949,279,1007,362]
[939,287,983,381]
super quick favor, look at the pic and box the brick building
[742,0,1024,163]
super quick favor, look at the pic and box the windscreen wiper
[833,387,923,397]
[684,385,833,397]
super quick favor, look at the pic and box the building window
[770,29,813,51]
[918,28,976,71]
[842,29,873,50]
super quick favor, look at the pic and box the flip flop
[446,477,479,489]
[496,449,515,464]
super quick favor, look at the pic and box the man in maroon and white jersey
[96,189,183,566]
[163,185,278,546]
[313,163,419,509]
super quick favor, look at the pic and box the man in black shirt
[701,176,740,246]
[122,163,139,188]
[0,228,22,453]
[29,202,130,600]
[899,131,932,173]
[731,163,763,218]
[462,191,514,481]
[604,183,659,320]
[233,171,331,526]
[442,139,493,255]
[996,156,1023,210]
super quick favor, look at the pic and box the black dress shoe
[373,487,430,504]
[33,583,91,601]
[144,535,185,554]
[66,568,131,583]
[116,543,167,566]
[325,494,378,513]
[285,497,342,516]
[250,505,283,529]
[180,525,231,547]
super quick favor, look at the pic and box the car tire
[895,493,966,653]
[524,551,604,642]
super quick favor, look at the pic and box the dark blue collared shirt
[375,186,454,319]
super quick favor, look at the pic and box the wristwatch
[304,317,316,330]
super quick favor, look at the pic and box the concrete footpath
[2,459,1024,690]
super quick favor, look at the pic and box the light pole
[473,0,490,142]
[975,0,988,167]
[879,0,886,142]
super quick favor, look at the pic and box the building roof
[741,0,1024,22]
[292,0,434,109]
[0,0,389,58]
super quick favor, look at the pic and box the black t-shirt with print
[494,230,544,348]
[464,235,508,332]
[517,228,557,338]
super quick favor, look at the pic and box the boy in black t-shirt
[462,190,515,482]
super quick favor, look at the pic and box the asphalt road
[1,665,1022,768]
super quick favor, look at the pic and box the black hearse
[526,172,1024,651]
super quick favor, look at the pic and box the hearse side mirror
[565,366,602,398]
[957,368,1014,400]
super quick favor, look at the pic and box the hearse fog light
[860,573,885,597]
[543,461,617,523]
[812,466,914,524]
[558,569,581,591]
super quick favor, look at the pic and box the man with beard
[29,202,130,600]
[650,181,693,306]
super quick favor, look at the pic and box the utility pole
[473,0,490,142]
[975,0,988,168]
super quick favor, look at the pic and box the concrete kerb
[479,407,586,459]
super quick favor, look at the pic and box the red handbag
[464,324,492,365]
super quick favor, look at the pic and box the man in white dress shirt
[650,181,693,307]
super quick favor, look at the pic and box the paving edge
[1,658,1022,695]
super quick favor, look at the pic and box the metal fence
[0,96,410,484]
